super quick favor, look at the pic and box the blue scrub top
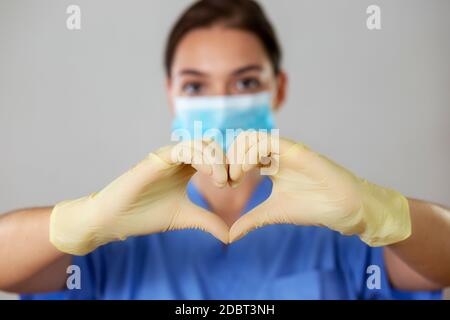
[23,177,441,300]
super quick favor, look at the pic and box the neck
[192,169,262,227]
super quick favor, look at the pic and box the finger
[184,144,214,177]
[105,141,212,201]
[170,140,204,164]
[104,148,179,199]
[157,140,227,184]
[202,140,228,188]
[229,131,274,188]
[227,131,259,184]
[170,141,213,176]
[173,199,230,244]
[242,134,271,173]
[229,199,279,243]
[277,142,335,180]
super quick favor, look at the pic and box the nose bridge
[210,74,231,96]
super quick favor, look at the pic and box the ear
[166,77,175,116]
[272,71,288,111]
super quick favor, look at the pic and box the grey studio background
[0,0,449,300]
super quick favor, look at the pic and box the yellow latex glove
[227,132,412,246]
[50,140,229,255]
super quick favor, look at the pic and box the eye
[182,82,204,96]
[235,77,262,92]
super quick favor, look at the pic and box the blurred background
[0,0,449,299]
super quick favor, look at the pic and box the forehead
[172,26,272,75]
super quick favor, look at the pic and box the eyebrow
[178,69,207,77]
[177,64,263,78]
[231,64,263,76]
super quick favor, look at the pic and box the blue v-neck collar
[186,176,273,216]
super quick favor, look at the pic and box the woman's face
[167,26,287,111]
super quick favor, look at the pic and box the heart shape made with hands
[180,131,370,245]
[167,134,282,244]
[50,132,409,256]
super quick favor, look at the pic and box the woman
[1,0,449,299]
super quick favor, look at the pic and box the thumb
[229,199,282,243]
[171,198,230,244]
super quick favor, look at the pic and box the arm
[385,198,450,291]
[227,133,450,293]
[0,207,71,293]
[0,141,229,294]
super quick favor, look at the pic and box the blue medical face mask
[171,92,276,151]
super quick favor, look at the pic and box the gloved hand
[227,132,412,246]
[50,140,230,255]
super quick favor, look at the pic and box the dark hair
[164,0,282,77]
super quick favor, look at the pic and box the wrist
[49,195,101,256]
[358,179,412,247]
